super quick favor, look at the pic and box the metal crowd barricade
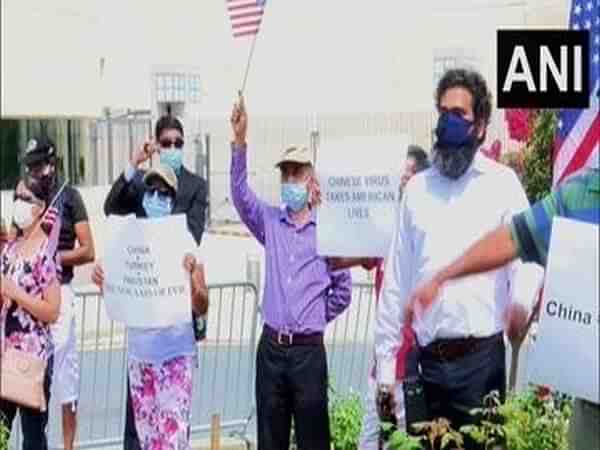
[9,282,260,450]
[325,283,377,398]
[9,281,378,449]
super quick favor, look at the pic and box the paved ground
[9,342,374,449]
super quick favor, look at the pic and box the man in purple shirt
[230,96,352,450]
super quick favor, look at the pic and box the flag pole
[240,32,260,95]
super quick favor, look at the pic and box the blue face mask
[160,147,183,173]
[142,191,173,218]
[281,182,309,212]
[435,111,477,149]
[433,111,480,179]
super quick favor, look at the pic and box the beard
[432,142,479,180]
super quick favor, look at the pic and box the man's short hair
[435,68,492,144]
[155,115,184,140]
[407,145,430,173]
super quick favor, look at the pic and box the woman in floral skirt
[92,164,208,450]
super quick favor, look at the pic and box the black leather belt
[421,332,503,362]
[263,324,324,346]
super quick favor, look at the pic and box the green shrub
[329,388,364,450]
[383,423,424,450]
[0,412,9,450]
[461,387,571,450]
[521,110,557,203]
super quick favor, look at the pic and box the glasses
[159,138,184,149]
[145,187,173,201]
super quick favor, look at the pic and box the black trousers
[256,333,330,450]
[123,376,141,450]
[0,358,53,450]
[419,334,506,450]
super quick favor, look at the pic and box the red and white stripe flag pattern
[227,0,266,39]
[553,0,599,185]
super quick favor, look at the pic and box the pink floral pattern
[128,355,194,450]
[1,238,57,362]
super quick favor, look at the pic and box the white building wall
[2,0,569,118]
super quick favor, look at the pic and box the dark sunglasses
[159,138,184,149]
[145,186,173,200]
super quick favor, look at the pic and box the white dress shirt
[375,153,544,385]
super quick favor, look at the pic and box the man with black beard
[374,69,542,450]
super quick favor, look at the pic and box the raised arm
[230,96,268,244]
[104,141,155,216]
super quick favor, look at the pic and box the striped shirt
[511,168,600,267]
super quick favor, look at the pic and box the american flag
[227,0,267,39]
[553,0,599,185]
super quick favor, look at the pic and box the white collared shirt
[375,153,544,385]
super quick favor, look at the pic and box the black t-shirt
[52,182,89,284]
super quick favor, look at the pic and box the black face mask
[432,112,480,180]
[26,169,56,202]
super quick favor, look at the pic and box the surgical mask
[142,191,173,218]
[12,199,36,230]
[433,111,479,179]
[281,182,309,212]
[160,148,183,173]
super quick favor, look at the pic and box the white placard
[316,135,409,257]
[103,214,196,328]
[528,217,599,403]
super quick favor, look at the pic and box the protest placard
[528,217,599,403]
[103,214,196,328]
[316,135,410,257]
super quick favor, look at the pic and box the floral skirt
[128,355,194,450]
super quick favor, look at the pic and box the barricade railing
[8,279,536,449]
[9,282,260,450]
[325,283,377,398]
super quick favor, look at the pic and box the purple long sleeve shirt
[230,144,352,334]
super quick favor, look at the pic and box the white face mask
[12,199,36,230]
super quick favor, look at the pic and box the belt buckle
[435,342,446,361]
[277,331,293,346]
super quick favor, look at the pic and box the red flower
[505,109,534,143]
[536,384,552,402]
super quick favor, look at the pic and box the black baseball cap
[21,136,57,166]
